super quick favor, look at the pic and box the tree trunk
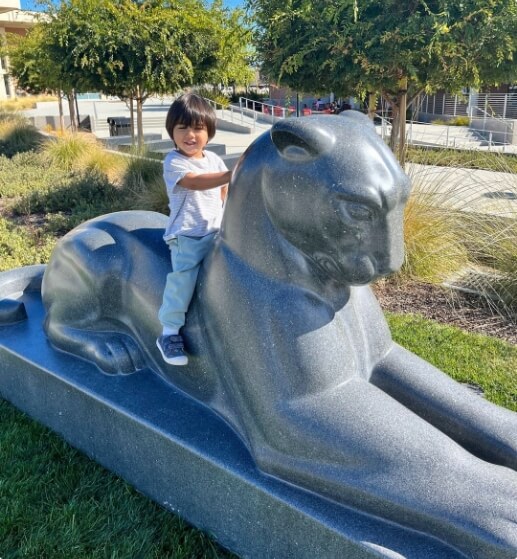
[136,86,144,150]
[129,95,135,145]
[67,91,77,132]
[57,91,65,133]
[388,101,400,152]
[367,93,377,120]
[398,77,408,166]
[74,90,81,130]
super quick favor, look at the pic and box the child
[156,93,232,365]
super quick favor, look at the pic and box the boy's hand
[221,184,228,203]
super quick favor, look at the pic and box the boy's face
[173,123,209,159]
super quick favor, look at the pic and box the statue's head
[257,112,410,285]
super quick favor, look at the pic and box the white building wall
[0,1,37,99]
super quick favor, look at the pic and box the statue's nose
[375,215,405,275]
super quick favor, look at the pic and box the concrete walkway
[406,163,517,217]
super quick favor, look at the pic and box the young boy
[156,93,232,365]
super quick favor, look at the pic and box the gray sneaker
[156,334,188,366]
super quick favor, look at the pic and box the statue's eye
[347,203,375,221]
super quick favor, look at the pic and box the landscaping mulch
[373,279,517,346]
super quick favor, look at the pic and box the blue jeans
[158,233,216,331]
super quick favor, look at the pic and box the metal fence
[417,92,517,120]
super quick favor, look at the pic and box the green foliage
[130,175,169,215]
[3,24,70,95]
[196,0,255,88]
[251,0,517,96]
[407,147,517,173]
[387,312,517,411]
[0,217,56,272]
[0,399,236,559]
[194,86,231,107]
[431,116,471,127]
[403,148,517,317]
[120,151,164,194]
[0,152,69,198]
[401,200,469,283]
[0,116,43,158]
[12,171,128,222]
[250,0,517,153]
[231,90,268,103]
[42,133,101,172]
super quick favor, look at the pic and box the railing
[202,98,271,132]
[238,97,293,120]
[373,114,517,152]
[418,92,517,120]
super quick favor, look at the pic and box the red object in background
[302,108,312,116]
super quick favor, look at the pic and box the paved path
[406,163,517,217]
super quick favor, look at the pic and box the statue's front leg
[370,344,517,470]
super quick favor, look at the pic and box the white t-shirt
[163,149,228,240]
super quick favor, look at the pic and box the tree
[2,24,78,131]
[39,0,253,146]
[40,0,204,144]
[250,0,517,162]
[197,0,255,91]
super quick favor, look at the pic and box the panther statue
[42,112,517,559]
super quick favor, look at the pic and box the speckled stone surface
[1,113,517,558]
[0,270,465,558]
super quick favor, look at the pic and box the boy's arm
[178,171,232,191]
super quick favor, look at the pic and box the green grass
[387,313,517,411]
[0,400,235,559]
[430,116,471,127]
[406,146,517,173]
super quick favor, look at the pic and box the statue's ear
[271,119,335,161]
[339,109,376,130]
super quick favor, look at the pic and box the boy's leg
[158,233,216,333]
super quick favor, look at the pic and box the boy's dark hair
[165,93,216,142]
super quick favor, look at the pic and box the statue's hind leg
[250,378,517,559]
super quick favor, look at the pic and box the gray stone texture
[1,113,516,558]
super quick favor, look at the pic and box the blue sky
[20,0,244,10]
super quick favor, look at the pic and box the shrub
[41,132,101,172]
[120,151,163,194]
[430,116,470,127]
[403,149,517,318]
[75,146,127,185]
[130,175,168,214]
[402,192,469,283]
[0,94,57,112]
[194,87,230,108]
[0,152,69,199]
[12,171,126,216]
[0,217,56,271]
[0,115,43,157]
[407,147,517,173]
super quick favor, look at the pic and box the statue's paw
[88,333,145,375]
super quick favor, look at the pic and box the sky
[20,0,244,10]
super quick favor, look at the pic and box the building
[0,0,38,99]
